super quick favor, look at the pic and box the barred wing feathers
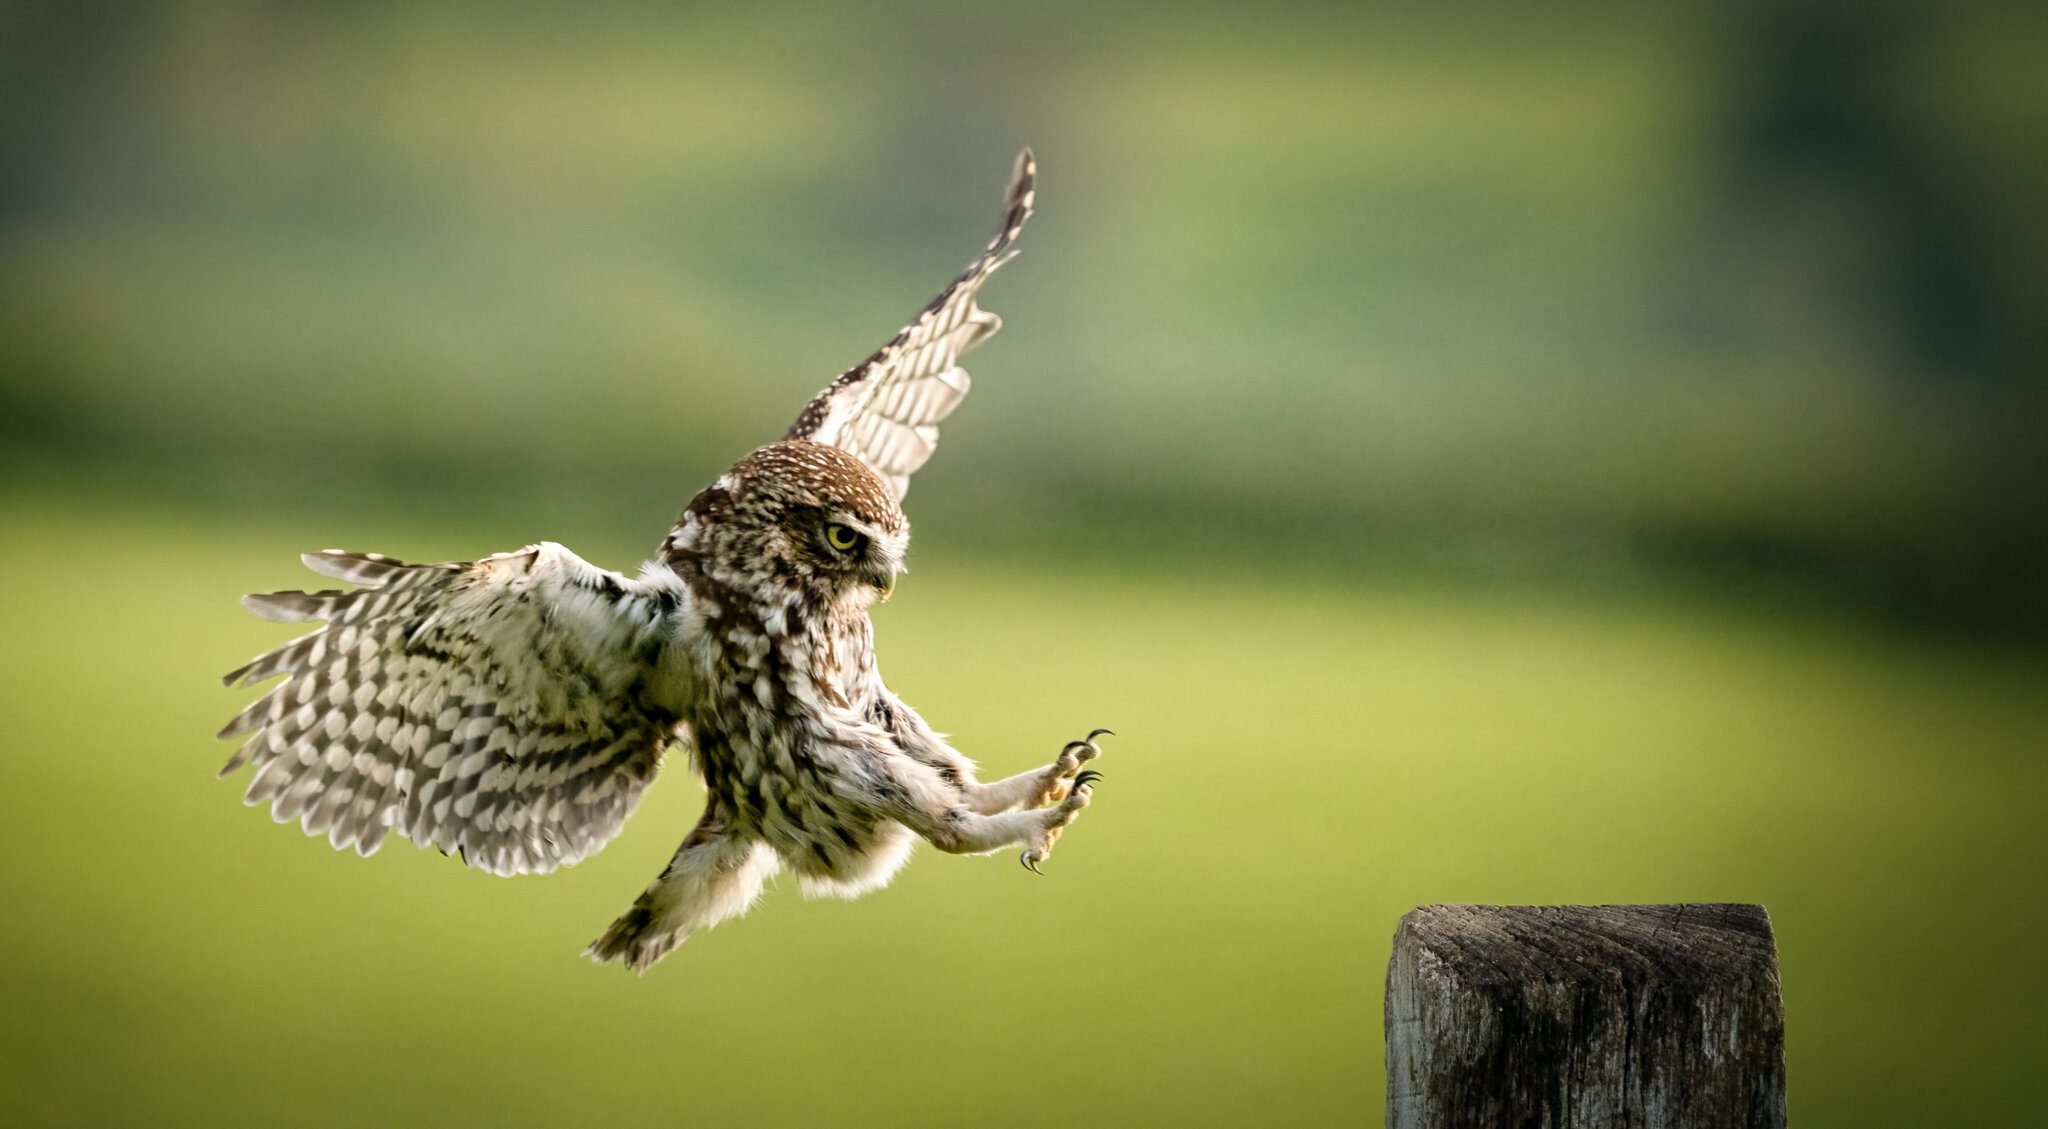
[218,544,688,876]
[787,148,1036,498]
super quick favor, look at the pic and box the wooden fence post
[1386,904,1785,1128]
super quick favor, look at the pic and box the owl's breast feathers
[666,576,892,859]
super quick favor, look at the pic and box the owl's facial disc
[817,515,903,601]
[697,441,909,607]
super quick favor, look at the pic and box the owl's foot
[958,728,1112,815]
[1035,728,1112,807]
[1020,770,1100,874]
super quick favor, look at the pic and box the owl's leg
[886,760,1102,871]
[584,811,779,974]
[962,729,1111,814]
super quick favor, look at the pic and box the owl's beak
[865,565,898,603]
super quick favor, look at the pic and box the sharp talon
[1062,740,1092,754]
[1073,770,1102,788]
[1087,728,1115,741]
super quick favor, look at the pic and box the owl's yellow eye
[824,523,864,553]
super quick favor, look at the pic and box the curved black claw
[1065,729,1114,752]
[1062,728,1115,760]
[1020,851,1044,874]
[1072,770,1104,789]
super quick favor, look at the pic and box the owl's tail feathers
[584,820,779,974]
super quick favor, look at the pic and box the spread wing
[217,543,689,876]
[785,148,1036,498]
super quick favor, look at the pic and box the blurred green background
[3,2,2044,1126]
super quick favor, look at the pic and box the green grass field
[4,495,2041,1126]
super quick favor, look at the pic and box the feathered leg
[881,759,1102,874]
[585,810,778,974]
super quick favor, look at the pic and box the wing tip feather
[1010,147,1036,205]
[241,591,324,623]
[302,549,412,585]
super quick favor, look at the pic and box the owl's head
[668,440,909,610]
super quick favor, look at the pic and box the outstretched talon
[973,728,1116,815]
[1057,729,1114,774]
[1019,768,1100,874]
[1035,728,1112,807]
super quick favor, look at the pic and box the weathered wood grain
[1386,904,1785,1129]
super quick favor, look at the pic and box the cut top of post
[1397,903,1777,988]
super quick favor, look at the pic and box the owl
[217,150,1109,973]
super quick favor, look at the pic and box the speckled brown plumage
[219,150,1110,973]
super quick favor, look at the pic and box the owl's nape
[219,150,1113,974]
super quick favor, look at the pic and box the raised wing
[218,543,689,876]
[786,148,1036,498]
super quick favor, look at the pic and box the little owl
[217,150,1108,973]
